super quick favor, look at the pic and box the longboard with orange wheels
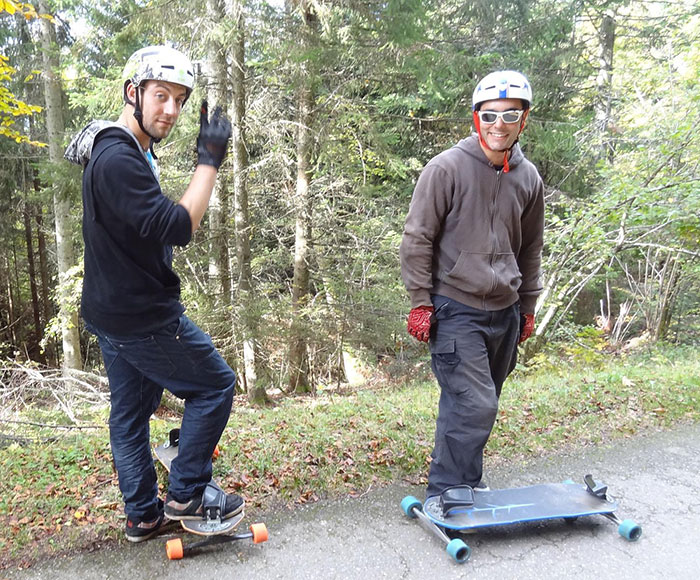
[154,428,269,560]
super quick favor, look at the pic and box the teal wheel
[618,519,642,541]
[401,496,422,518]
[446,538,471,564]
[562,479,575,484]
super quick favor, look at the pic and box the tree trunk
[656,268,680,342]
[21,8,56,365]
[595,11,616,163]
[22,201,45,363]
[205,0,232,305]
[35,200,56,365]
[229,1,267,404]
[640,249,683,342]
[9,238,22,349]
[2,253,18,348]
[288,1,317,394]
[37,0,82,373]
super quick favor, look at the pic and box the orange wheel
[166,538,184,560]
[212,445,220,460]
[250,522,268,544]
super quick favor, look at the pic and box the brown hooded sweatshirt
[399,134,544,314]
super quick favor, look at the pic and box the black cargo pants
[426,294,520,498]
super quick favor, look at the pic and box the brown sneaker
[125,504,177,543]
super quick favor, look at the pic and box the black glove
[197,100,231,170]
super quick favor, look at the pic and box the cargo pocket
[430,339,460,366]
[430,338,468,395]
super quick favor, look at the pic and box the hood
[64,121,141,167]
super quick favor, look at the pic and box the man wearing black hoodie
[65,45,242,542]
[399,71,545,500]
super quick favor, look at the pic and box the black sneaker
[164,488,244,521]
[125,505,176,543]
[474,480,490,491]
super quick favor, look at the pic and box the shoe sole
[126,518,178,542]
[126,530,160,543]
[165,502,244,522]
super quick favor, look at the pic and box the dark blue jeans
[426,295,520,498]
[87,315,236,520]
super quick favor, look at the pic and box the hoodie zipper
[485,168,503,307]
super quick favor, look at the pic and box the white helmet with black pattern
[122,45,195,145]
[123,45,195,96]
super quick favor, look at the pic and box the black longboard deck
[424,482,618,530]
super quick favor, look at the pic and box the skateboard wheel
[250,522,269,544]
[446,538,471,564]
[401,496,422,518]
[212,445,220,460]
[166,538,184,560]
[618,519,642,541]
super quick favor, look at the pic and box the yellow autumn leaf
[1,1,18,16]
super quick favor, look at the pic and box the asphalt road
[4,422,699,580]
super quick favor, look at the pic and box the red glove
[407,305,434,342]
[519,313,535,343]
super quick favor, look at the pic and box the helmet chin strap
[124,82,160,157]
[472,110,528,173]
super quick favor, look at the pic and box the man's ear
[519,109,530,134]
[123,80,136,106]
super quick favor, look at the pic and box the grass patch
[1,344,699,569]
[493,346,700,457]
[212,385,438,505]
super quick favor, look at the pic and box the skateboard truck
[166,523,269,560]
[584,474,608,499]
[401,496,472,564]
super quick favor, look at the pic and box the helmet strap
[472,109,529,174]
[125,82,162,148]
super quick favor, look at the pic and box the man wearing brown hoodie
[399,71,544,499]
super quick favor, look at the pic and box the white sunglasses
[477,109,525,124]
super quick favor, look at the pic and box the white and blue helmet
[472,70,532,111]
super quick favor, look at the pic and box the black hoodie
[65,122,192,335]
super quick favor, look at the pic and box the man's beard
[143,119,173,141]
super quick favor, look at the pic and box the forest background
[1,0,700,568]
[1,0,699,398]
